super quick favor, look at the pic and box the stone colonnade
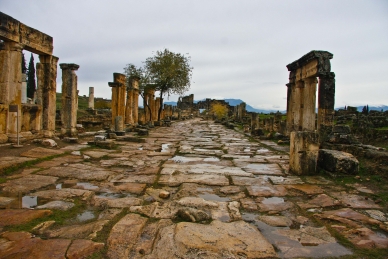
[286,50,335,175]
[60,63,79,137]
[0,12,58,142]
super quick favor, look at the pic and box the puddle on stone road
[242,212,353,258]
[22,195,37,208]
[56,183,62,189]
[138,146,143,150]
[261,197,285,205]
[198,192,230,202]
[256,149,270,153]
[77,210,95,222]
[161,144,171,152]
[77,182,99,190]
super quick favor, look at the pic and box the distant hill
[165,99,284,114]
[336,105,388,112]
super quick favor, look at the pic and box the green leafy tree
[21,52,27,74]
[145,49,193,121]
[27,53,36,99]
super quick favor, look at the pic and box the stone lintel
[319,72,336,79]
[59,63,80,70]
[0,12,53,55]
[286,50,333,72]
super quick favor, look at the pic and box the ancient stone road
[0,118,387,258]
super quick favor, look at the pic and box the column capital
[59,63,80,70]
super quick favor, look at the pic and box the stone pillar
[286,83,295,134]
[0,41,23,136]
[88,87,94,109]
[154,97,160,121]
[131,78,139,125]
[21,74,27,103]
[60,63,79,137]
[251,113,258,132]
[289,131,319,175]
[317,72,335,142]
[125,87,133,124]
[36,55,59,137]
[115,116,124,132]
[108,73,126,128]
[144,87,155,122]
[302,77,318,131]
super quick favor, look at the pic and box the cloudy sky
[2,1,388,110]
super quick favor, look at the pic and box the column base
[61,128,78,137]
[289,131,319,175]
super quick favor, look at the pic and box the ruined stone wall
[0,12,57,141]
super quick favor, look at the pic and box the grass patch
[4,199,86,233]
[0,153,67,177]
[87,208,129,259]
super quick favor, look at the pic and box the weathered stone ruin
[60,63,79,137]
[0,11,58,142]
[286,51,359,175]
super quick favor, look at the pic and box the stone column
[125,87,133,124]
[108,73,126,129]
[290,81,304,131]
[286,83,294,134]
[289,131,319,175]
[60,63,79,137]
[88,87,94,109]
[144,87,154,122]
[154,97,160,121]
[317,72,335,142]
[302,77,318,131]
[21,74,27,103]
[131,78,139,125]
[36,55,59,137]
[0,42,23,136]
[115,116,124,132]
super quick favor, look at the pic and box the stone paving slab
[161,163,252,177]
[1,175,58,194]
[0,209,52,226]
[32,188,94,201]
[20,147,65,158]
[37,165,115,181]
[0,156,34,171]
[145,220,278,258]
[159,174,229,187]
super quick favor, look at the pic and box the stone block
[289,131,319,175]
[96,141,115,149]
[138,129,149,136]
[318,149,359,174]
[332,124,351,134]
[0,133,8,143]
[108,133,117,139]
[115,131,125,136]
[94,135,106,142]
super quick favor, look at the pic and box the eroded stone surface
[0,209,52,226]
[146,220,278,258]
[107,213,148,259]
[1,175,58,194]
